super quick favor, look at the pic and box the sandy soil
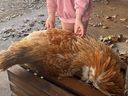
[0,0,128,96]
[89,0,128,38]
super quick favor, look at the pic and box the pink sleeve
[75,0,91,16]
[46,0,57,13]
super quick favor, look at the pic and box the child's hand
[74,20,85,37]
[45,15,55,29]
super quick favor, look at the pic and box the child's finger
[50,23,55,29]
[75,26,80,34]
[45,23,50,29]
[80,28,84,37]
[74,27,78,33]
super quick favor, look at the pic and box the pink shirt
[47,0,92,23]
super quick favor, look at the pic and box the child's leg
[61,21,74,32]
[61,21,88,34]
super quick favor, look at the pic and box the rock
[90,22,108,28]
[1,8,5,11]
[33,17,38,22]
[29,21,35,27]
[112,15,117,19]
[34,73,37,76]
[102,26,109,29]
[16,34,22,38]
[99,35,104,41]
[26,69,30,72]
[3,34,11,38]
[109,44,115,48]
[89,22,94,26]
[126,39,128,43]
[40,76,44,79]
[21,25,26,28]
[105,16,112,20]
[105,15,118,21]
[117,34,124,42]
[97,22,103,26]
[1,27,16,34]
[120,18,127,22]
[38,20,45,24]
[95,14,100,18]
[38,14,45,17]
[2,37,7,41]
[92,24,97,27]
[21,27,31,33]
[5,16,10,20]
[23,33,29,37]
[11,32,16,37]
[26,27,31,32]
[11,14,17,18]
[23,18,30,23]
[92,22,103,27]
[18,13,23,17]
[99,35,126,46]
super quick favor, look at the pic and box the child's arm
[74,0,91,37]
[45,0,57,29]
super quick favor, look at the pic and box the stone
[40,76,44,79]
[11,14,17,18]
[29,21,35,27]
[97,22,103,26]
[1,8,5,11]
[23,18,30,23]
[34,73,37,76]
[102,26,109,29]
[99,35,104,41]
[23,33,29,37]
[120,18,127,22]
[126,39,128,43]
[112,15,117,19]
[1,27,16,34]
[38,14,45,17]
[109,44,115,48]
[2,37,7,41]
[105,16,112,20]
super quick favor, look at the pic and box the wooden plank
[10,83,48,96]
[42,75,106,96]
[21,65,105,96]
[17,65,105,96]
[8,65,75,96]
[10,84,29,96]
[8,72,49,96]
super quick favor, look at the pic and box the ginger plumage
[0,28,127,96]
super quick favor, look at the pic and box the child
[45,0,92,37]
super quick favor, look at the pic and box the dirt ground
[0,0,128,96]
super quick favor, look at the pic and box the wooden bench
[7,65,105,96]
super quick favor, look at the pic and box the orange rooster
[0,28,127,96]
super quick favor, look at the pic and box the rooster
[0,28,127,96]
